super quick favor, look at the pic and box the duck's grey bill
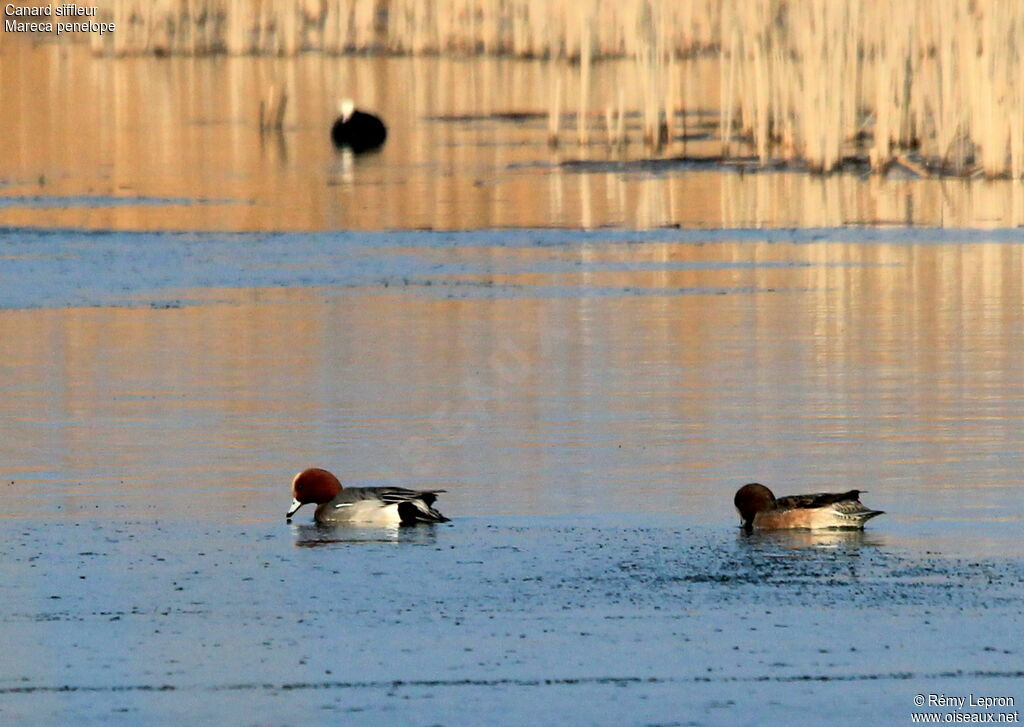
[286,498,304,518]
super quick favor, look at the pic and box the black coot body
[331,109,387,152]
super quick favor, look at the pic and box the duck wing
[777,490,884,526]
[776,490,865,509]
[341,487,450,523]
[375,487,447,507]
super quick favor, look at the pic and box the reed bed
[721,0,1024,177]
[89,0,1024,178]
[92,0,718,58]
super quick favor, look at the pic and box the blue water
[1,223,1023,726]
[1,515,1021,727]
[3,225,1024,309]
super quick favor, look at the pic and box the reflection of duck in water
[734,483,883,533]
[331,99,387,152]
[742,528,880,551]
[286,468,449,525]
[290,521,439,547]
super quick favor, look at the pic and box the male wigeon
[734,483,883,532]
[286,468,449,525]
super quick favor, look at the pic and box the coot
[331,99,387,152]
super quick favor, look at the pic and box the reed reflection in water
[1,232,1022,555]
[4,25,1024,727]
[6,40,1024,230]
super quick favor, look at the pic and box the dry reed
[259,82,288,132]
[719,0,1024,177]
[89,0,1024,177]
[92,0,719,57]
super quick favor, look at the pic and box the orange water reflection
[4,37,1024,558]
[2,239,1022,551]
[6,39,1024,230]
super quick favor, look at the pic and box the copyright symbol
[914,695,925,706]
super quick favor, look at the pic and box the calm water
[1,39,1023,726]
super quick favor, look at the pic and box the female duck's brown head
[734,483,776,532]
[286,468,342,519]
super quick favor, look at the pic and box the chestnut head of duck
[734,482,776,532]
[286,467,343,520]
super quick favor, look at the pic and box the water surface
[2,37,1023,727]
